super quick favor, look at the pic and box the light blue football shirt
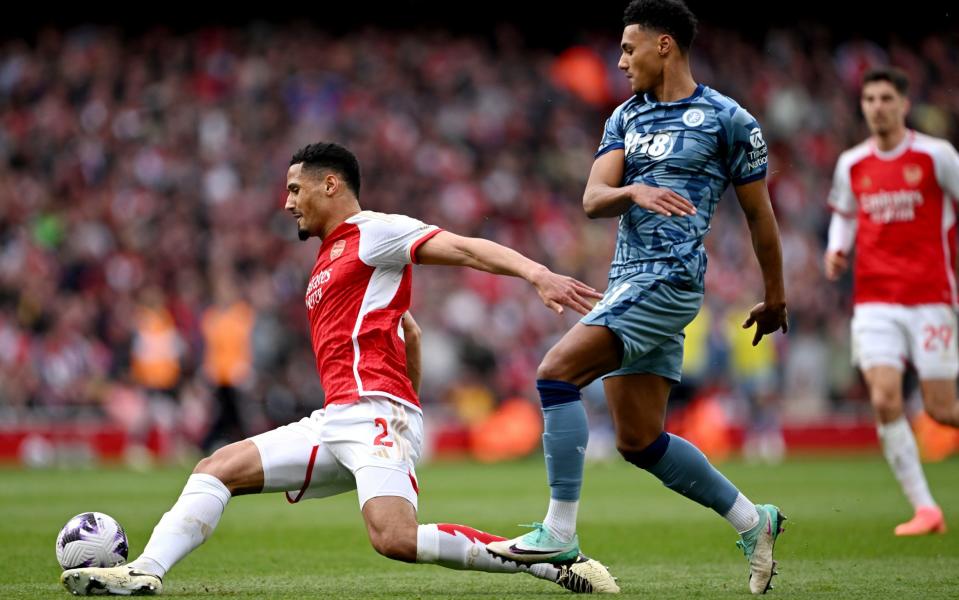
[596,84,768,290]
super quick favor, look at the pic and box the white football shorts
[851,302,959,379]
[250,395,424,510]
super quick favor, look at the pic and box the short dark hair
[623,0,698,52]
[290,142,361,198]
[862,67,909,96]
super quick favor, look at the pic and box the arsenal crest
[903,164,923,187]
[330,239,346,261]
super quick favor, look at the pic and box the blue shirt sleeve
[723,106,768,185]
[595,104,626,158]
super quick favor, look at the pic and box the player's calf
[920,380,959,427]
[362,497,419,562]
[367,526,418,562]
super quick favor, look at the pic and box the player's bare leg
[864,367,945,535]
[920,379,959,428]
[362,496,419,562]
[361,495,619,593]
[62,441,259,595]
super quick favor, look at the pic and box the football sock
[130,474,231,577]
[725,493,761,534]
[416,524,559,580]
[539,380,588,511]
[623,432,740,518]
[543,498,579,543]
[878,417,936,509]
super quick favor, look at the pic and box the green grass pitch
[2,456,958,598]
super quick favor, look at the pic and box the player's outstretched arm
[735,179,788,346]
[401,312,422,394]
[415,231,602,315]
[583,149,697,219]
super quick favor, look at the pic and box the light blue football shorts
[580,272,703,383]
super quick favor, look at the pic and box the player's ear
[658,34,671,57]
[324,173,338,195]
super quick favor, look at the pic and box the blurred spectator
[131,287,182,394]
[200,276,254,451]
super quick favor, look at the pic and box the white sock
[878,417,936,509]
[724,493,760,534]
[543,499,578,543]
[415,524,559,581]
[129,474,232,577]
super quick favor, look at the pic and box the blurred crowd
[0,22,957,455]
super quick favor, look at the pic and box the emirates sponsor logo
[330,240,346,261]
[305,269,332,310]
[860,189,924,224]
[903,164,923,187]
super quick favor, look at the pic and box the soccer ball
[55,512,129,570]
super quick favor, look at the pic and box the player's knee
[537,350,573,382]
[536,358,562,382]
[869,387,901,416]
[193,446,241,492]
[193,454,219,476]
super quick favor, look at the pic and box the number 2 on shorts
[373,417,394,447]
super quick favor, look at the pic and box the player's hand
[628,184,697,217]
[529,267,604,315]
[823,250,848,281]
[742,301,788,346]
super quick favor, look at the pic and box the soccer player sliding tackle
[60,142,619,595]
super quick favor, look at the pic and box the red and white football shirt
[829,130,959,306]
[304,211,442,412]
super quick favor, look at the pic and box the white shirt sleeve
[932,140,959,201]
[827,212,857,254]
[827,153,857,216]
[354,211,442,267]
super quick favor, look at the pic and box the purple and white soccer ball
[55,512,129,570]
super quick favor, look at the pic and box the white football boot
[61,565,162,596]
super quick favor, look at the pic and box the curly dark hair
[290,142,361,198]
[623,0,698,52]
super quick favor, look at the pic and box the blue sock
[623,432,738,515]
[538,379,588,502]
